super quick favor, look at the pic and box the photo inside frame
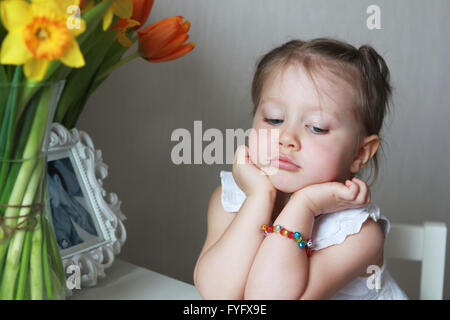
[47,149,106,259]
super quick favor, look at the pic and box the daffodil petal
[0,29,32,64]
[58,0,81,12]
[67,17,86,37]
[24,58,50,81]
[60,38,85,67]
[103,7,114,30]
[113,0,132,18]
[0,0,32,31]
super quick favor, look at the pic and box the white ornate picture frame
[47,123,126,296]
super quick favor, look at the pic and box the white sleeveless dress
[220,170,409,300]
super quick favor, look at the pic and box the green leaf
[54,29,118,124]
[0,66,22,189]
[0,65,11,125]
[77,0,115,46]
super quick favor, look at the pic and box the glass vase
[0,80,66,300]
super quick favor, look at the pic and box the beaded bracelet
[261,224,314,257]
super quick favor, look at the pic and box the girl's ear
[350,134,380,173]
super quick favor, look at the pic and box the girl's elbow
[194,271,243,300]
[195,281,243,300]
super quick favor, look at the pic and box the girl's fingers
[352,177,370,204]
[342,179,359,200]
[352,177,366,203]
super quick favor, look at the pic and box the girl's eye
[307,125,328,134]
[264,118,284,125]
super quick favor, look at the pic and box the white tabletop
[69,259,203,300]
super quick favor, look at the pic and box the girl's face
[249,64,363,194]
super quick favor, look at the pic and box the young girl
[193,38,408,300]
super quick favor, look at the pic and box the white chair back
[385,222,447,300]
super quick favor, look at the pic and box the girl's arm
[193,185,276,299]
[244,178,384,300]
[244,193,314,299]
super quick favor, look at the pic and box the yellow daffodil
[102,0,133,31]
[0,0,86,81]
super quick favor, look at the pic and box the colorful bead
[260,224,313,256]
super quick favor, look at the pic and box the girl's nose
[279,129,300,152]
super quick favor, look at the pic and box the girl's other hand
[292,177,371,217]
[232,145,276,197]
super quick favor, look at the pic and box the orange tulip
[130,0,154,29]
[137,16,195,62]
[79,0,95,13]
[111,0,154,45]
[111,18,140,46]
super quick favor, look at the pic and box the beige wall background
[77,0,450,299]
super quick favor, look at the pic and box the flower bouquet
[0,0,194,299]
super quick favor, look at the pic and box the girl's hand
[292,177,371,217]
[232,145,276,197]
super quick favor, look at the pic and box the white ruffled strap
[311,203,391,251]
[220,170,246,212]
[219,170,391,252]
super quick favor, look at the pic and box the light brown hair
[251,38,393,187]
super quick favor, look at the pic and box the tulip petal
[0,29,32,64]
[138,16,186,58]
[81,0,95,13]
[138,16,183,38]
[150,42,195,63]
[24,58,50,81]
[131,0,154,29]
[151,33,189,59]
[59,38,85,67]
[0,0,32,31]
[116,32,133,47]
[113,0,133,18]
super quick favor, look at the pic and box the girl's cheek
[248,129,262,166]
[248,127,277,166]
[305,143,342,180]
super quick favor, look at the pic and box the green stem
[15,229,32,299]
[30,215,43,300]
[41,212,53,299]
[0,159,44,299]
[0,93,40,242]
[0,85,54,276]
[43,213,65,291]
[95,50,139,80]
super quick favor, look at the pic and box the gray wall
[78,0,450,299]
